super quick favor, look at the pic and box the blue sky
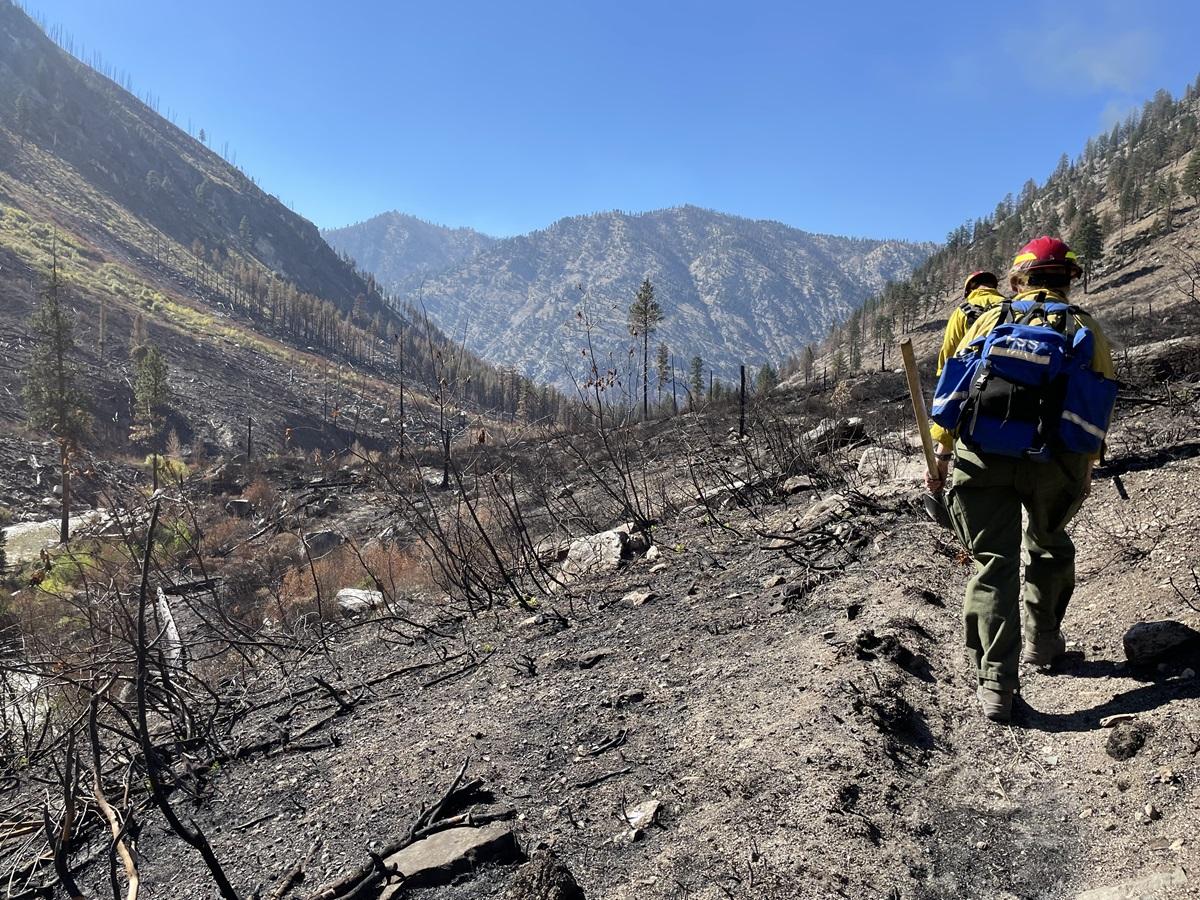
[24,0,1200,242]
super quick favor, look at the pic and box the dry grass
[278,541,434,621]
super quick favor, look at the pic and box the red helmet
[1009,236,1083,279]
[963,270,998,297]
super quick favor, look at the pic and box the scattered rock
[762,575,787,589]
[846,602,863,621]
[378,825,521,895]
[335,588,385,615]
[803,417,866,451]
[644,545,661,563]
[1075,867,1188,900]
[857,446,926,484]
[795,493,851,532]
[601,689,645,708]
[1122,620,1200,666]
[224,498,254,517]
[624,799,661,830]
[561,524,651,581]
[501,848,585,900]
[1106,722,1153,761]
[301,530,344,561]
[622,590,657,607]
[649,562,669,574]
[780,475,816,495]
[1099,713,1137,728]
[579,648,615,669]
[562,530,625,579]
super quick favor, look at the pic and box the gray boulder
[803,417,866,452]
[560,524,649,581]
[857,446,926,483]
[225,499,254,518]
[336,588,385,615]
[301,530,344,561]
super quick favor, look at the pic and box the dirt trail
[2,510,105,565]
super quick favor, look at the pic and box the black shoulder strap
[1017,291,1048,325]
[995,299,1013,327]
[959,301,982,324]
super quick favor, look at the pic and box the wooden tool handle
[900,339,940,481]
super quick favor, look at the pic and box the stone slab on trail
[378,824,520,895]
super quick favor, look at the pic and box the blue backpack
[931,296,1118,459]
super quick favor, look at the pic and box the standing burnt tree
[22,247,88,544]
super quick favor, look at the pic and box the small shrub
[243,477,277,512]
[144,454,188,483]
[278,542,432,621]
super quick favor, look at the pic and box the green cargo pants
[947,444,1091,691]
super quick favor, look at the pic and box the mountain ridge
[321,211,497,289]
[325,204,934,386]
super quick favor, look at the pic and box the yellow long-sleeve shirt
[936,286,1007,376]
[929,288,1115,450]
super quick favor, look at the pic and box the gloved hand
[925,443,952,494]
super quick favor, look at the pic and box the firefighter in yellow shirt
[926,237,1115,723]
[936,271,1005,376]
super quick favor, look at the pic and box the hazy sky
[24,0,1200,241]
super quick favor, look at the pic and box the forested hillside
[812,77,1200,379]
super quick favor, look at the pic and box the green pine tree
[22,252,88,544]
[627,279,663,418]
[755,363,778,396]
[1183,149,1200,204]
[655,341,670,403]
[23,260,88,441]
[1070,208,1104,292]
[133,344,170,432]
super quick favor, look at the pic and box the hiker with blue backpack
[925,237,1118,723]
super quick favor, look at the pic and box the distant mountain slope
[0,0,372,315]
[323,212,495,287]
[0,0,553,451]
[372,206,932,384]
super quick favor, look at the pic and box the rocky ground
[10,374,1194,900]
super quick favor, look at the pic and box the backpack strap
[1016,291,1048,325]
[995,299,1013,327]
[958,300,983,325]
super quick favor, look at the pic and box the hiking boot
[977,686,1013,723]
[1024,631,1067,667]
